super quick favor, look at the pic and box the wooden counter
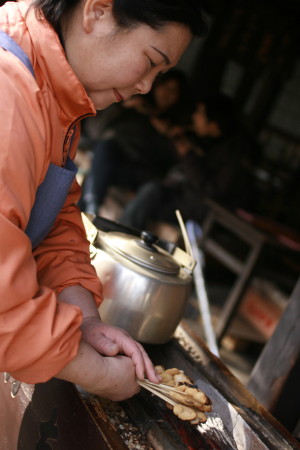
[1,322,299,449]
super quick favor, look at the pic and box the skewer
[140,379,211,408]
[137,381,177,406]
[139,375,211,425]
[141,379,194,396]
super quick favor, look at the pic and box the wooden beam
[247,277,300,431]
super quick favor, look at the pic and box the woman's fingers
[81,317,120,356]
[109,333,147,380]
[112,334,160,383]
[134,342,161,383]
[100,323,161,382]
[81,319,160,383]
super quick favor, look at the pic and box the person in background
[0,0,206,401]
[120,93,261,230]
[79,69,191,214]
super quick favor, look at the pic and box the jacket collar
[19,2,96,126]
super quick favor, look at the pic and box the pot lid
[100,231,180,275]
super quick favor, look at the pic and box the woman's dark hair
[33,0,207,37]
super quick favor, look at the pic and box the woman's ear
[82,0,113,33]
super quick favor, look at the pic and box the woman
[0,0,206,401]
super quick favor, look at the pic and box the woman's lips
[113,89,124,102]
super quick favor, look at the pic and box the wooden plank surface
[1,320,299,450]
[80,322,299,450]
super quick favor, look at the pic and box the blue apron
[0,30,78,249]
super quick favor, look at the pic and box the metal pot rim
[99,231,181,275]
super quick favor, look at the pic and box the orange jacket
[0,1,103,383]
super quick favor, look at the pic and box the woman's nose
[135,75,155,95]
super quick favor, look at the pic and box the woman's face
[63,0,192,110]
[153,79,181,112]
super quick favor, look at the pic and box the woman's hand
[98,355,140,401]
[58,285,161,384]
[81,316,161,384]
[56,341,140,401]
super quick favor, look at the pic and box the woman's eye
[149,58,157,69]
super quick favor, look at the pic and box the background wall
[185,0,300,229]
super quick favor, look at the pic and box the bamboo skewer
[140,379,195,397]
[138,379,211,408]
[138,379,207,402]
[139,369,212,424]
[137,380,177,406]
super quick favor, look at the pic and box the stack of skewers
[138,366,212,425]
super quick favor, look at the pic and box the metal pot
[82,214,195,344]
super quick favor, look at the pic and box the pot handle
[172,247,196,272]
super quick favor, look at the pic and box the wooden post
[247,277,300,433]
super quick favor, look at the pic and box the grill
[79,322,300,450]
[1,322,299,449]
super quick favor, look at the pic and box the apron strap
[0,29,35,77]
[0,29,78,248]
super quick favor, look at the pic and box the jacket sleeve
[0,50,84,384]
